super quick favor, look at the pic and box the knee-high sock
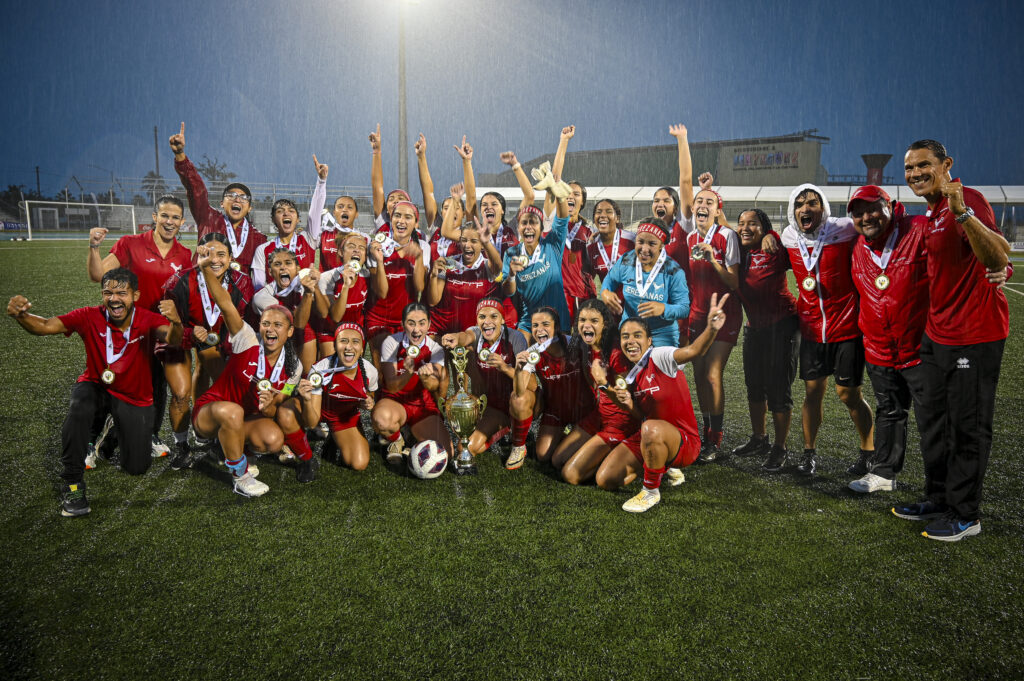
[284,430,313,461]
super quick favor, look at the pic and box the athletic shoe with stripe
[505,445,527,470]
[922,511,981,542]
[891,499,946,521]
[849,472,895,493]
[151,435,170,458]
[60,482,90,517]
[84,442,99,470]
[385,434,405,465]
[233,472,269,498]
[622,488,661,513]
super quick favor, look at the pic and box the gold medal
[801,276,816,291]
[615,377,627,390]
[309,372,323,388]
[406,344,420,358]
[513,255,529,267]
[347,259,361,272]
[257,379,272,392]
[229,262,241,272]
[479,349,491,361]
[101,369,115,385]
[374,233,387,243]
[206,332,220,346]
[874,274,890,290]
[690,245,705,261]
[527,351,541,365]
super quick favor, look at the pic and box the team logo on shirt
[171,263,183,273]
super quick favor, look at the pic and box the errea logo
[957,357,970,369]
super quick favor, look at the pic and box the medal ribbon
[257,344,286,384]
[795,222,832,275]
[864,226,899,271]
[565,221,583,249]
[222,215,250,259]
[104,309,136,367]
[448,253,485,275]
[273,235,298,254]
[634,249,667,297]
[320,355,360,388]
[597,229,622,270]
[476,332,502,358]
[624,347,654,385]
[196,271,230,327]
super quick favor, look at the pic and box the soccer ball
[408,440,448,479]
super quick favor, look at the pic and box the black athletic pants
[61,381,155,484]
[916,334,1004,520]
[864,361,928,479]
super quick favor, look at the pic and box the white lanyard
[634,249,667,297]
[624,347,653,385]
[274,235,298,253]
[449,253,485,275]
[796,222,832,274]
[270,277,302,298]
[699,224,719,247]
[257,344,286,383]
[494,223,507,255]
[565,221,583,249]
[597,229,622,270]
[477,332,502,357]
[321,210,354,234]
[321,356,360,387]
[522,241,544,267]
[223,215,250,259]
[863,226,899,271]
[196,271,229,327]
[104,309,136,366]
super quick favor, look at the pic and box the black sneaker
[296,456,320,483]
[891,499,947,521]
[60,482,90,517]
[796,449,816,476]
[697,444,720,464]
[761,445,788,472]
[732,435,770,458]
[169,442,192,470]
[847,449,873,476]
[922,511,982,542]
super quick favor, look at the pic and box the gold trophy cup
[444,346,487,475]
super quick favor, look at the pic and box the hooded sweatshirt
[780,183,859,343]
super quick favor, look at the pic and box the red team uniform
[686,224,743,343]
[586,230,635,281]
[110,231,193,313]
[523,341,594,430]
[366,233,428,337]
[622,347,701,467]
[309,356,379,432]
[379,334,445,426]
[250,233,318,291]
[577,348,641,447]
[560,220,597,320]
[428,256,499,335]
[163,268,253,351]
[467,326,528,414]
[315,267,369,344]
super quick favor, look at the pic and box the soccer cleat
[232,472,269,498]
[385,434,405,465]
[891,499,947,521]
[795,449,816,476]
[848,472,895,493]
[505,445,527,470]
[847,449,873,476]
[84,442,99,470]
[732,435,770,458]
[60,482,90,517]
[697,444,720,464]
[761,445,788,472]
[296,456,320,484]
[151,435,170,458]
[922,511,981,542]
[278,445,296,465]
[622,488,661,513]
[169,442,192,470]
[664,467,686,486]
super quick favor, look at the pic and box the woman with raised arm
[595,293,730,513]
[488,151,533,257]
[685,183,744,463]
[440,298,529,460]
[364,200,428,367]
[161,232,254,469]
[369,123,415,233]
[86,196,193,459]
[586,199,635,283]
[250,248,324,374]
[412,133,461,261]
[191,245,320,497]
[500,167,572,339]
[426,184,502,336]
[170,122,267,275]
[506,306,590,470]
[599,218,689,347]
[315,232,370,359]
[370,303,452,465]
[305,323,378,471]
[654,124,695,267]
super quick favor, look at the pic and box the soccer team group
[7,122,1011,539]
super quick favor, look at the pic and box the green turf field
[1,242,1022,680]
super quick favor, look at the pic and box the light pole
[397,0,419,191]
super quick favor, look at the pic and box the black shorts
[799,336,865,387]
[742,315,799,412]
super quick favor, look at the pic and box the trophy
[444,346,487,475]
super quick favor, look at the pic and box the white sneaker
[665,468,686,486]
[233,472,269,497]
[622,488,661,513]
[848,472,895,493]
[505,445,527,470]
[151,435,170,458]
[278,445,296,465]
[385,434,405,465]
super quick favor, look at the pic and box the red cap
[847,186,891,212]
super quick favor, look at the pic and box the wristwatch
[955,207,975,224]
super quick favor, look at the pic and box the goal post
[22,200,138,241]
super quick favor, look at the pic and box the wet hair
[907,139,948,162]
[198,232,230,248]
[568,298,619,367]
[654,186,681,217]
[271,198,298,217]
[101,266,138,292]
[333,195,358,210]
[620,316,651,338]
[531,306,568,349]
[592,198,622,225]
[402,302,430,323]
[481,192,507,224]
[796,188,823,205]
[568,181,588,212]
[268,247,297,268]
[738,208,773,236]
[260,305,299,377]
[222,182,252,200]
[153,194,184,214]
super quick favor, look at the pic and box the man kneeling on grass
[7,268,182,517]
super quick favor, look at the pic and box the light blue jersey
[501,215,571,330]
[601,250,690,347]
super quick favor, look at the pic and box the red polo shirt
[110,231,192,313]
[737,233,797,329]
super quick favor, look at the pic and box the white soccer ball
[408,440,448,479]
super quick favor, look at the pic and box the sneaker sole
[61,505,90,517]
[622,497,660,513]
[505,457,526,470]
[849,482,895,493]
[233,483,269,498]
[923,523,981,542]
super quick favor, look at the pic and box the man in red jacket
[170,122,267,275]
[847,186,928,494]
[781,184,874,476]
[892,140,1010,542]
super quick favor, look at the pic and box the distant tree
[142,171,168,203]
[195,155,236,183]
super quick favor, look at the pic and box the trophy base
[453,463,478,476]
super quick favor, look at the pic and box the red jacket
[851,203,928,369]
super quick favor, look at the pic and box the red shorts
[688,313,741,345]
[368,319,403,339]
[401,400,440,428]
[578,409,636,446]
[624,428,699,468]
[323,407,362,433]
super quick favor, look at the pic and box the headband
[263,304,293,325]
[334,322,365,342]
[476,298,506,319]
[394,200,420,223]
[636,222,669,244]
[519,205,544,222]
[388,189,412,202]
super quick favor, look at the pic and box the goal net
[22,200,138,240]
